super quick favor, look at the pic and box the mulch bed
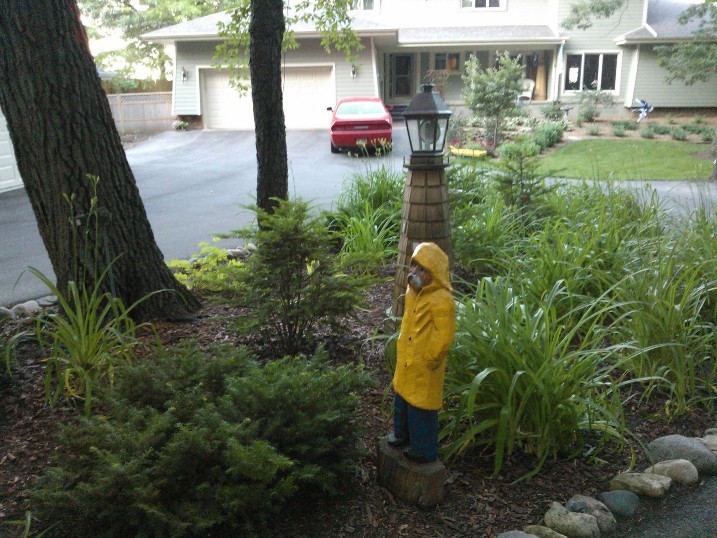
[0,279,714,537]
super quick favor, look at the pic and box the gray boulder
[597,490,640,517]
[544,502,600,538]
[609,472,671,497]
[524,524,568,538]
[497,532,539,538]
[699,435,717,455]
[648,434,717,475]
[566,494,617,534]
[644,459,699,485]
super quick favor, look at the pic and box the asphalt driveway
[0,128,408,306]
[2,127,716,307]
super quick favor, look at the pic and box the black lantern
[403,83,452,156]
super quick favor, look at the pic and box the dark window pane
[435,53,446,70]
[396,55,411,76]
[601,54,618,90]
[583,54,600,90]
[489,0,500,6]
[476,0,487,7]
[565,54,582,91]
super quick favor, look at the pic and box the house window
[564,53,618,91]
[435,52,460,72]
[461,0,502,8]
[350,0,376,10]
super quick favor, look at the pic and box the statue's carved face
[407,261,433,292]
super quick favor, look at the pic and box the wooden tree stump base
[376,437,447,509]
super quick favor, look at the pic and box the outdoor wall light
[351,64,357,78]
[181,67,188,82]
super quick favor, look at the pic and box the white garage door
[0,111,22,192]
[201,66,334,130]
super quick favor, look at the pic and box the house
[0,110,21,192]
[142,0,715,130]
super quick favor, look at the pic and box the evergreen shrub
[230,198,367,355]
[32,342,371,536]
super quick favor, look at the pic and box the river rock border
[497,429,717,538]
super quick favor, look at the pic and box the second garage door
[202,66,334,130]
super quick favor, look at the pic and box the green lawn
[538,139,714,180]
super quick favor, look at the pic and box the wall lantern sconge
[181,67,188,82]
[351,64,357,79]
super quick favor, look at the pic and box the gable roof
[142,10,396,44]
[399,25,564,46]
[617,0,710,44]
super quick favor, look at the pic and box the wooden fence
[106,92,173,134]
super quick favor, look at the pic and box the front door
[389,54,414,101]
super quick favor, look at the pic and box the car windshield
[337,101,385,115]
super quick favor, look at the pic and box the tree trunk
[0,0,200,320]
[711,128,717,182]
[250,0,289,214]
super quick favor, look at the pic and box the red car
[328,97,393,153]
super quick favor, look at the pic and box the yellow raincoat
[393,243,456,411]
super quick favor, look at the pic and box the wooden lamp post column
[392,84,453,317]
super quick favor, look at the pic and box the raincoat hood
[411,242,452,292]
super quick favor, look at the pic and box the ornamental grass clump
[442,278,628,480]
[613,246,717,414]
[31,264,157,416]
[331,201,399,275]
[32,342,371,536]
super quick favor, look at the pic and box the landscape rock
[704,428,717,436]
[566,494,617,534]
[0,306,15,320]
[523,524,568,538]
[644,459,699,486]
[497,532,538,538]
[544,502,600,538]
[226,248,246,260]
[597,490,640,517]
[11,300,41,318]
[246,242,257,252]
[648,434,717,475]
[698,435,717,455]
[609,472,672,497]
[36,295,57,307]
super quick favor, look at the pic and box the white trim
[624,45,640,107]
[644,23,657,38]
[561,50,622,96]
[371,37,379,96]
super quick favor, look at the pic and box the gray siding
[175,41,218,115]
[558,0,644,101]
[174,38,376,116]
[633,45,717,107]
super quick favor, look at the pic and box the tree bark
[250,0,289,214]
[711,128,717,182]
[0,0,200,320]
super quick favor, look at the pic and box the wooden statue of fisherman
[388,242,456,463]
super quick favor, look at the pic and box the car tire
[330,143,340,154]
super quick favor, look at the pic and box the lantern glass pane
[406,118,420,153]
[418,118,438,152]
[436,117,450,151]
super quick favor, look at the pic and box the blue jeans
[393,393,439,461]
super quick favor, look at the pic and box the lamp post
[392,84,453,317]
